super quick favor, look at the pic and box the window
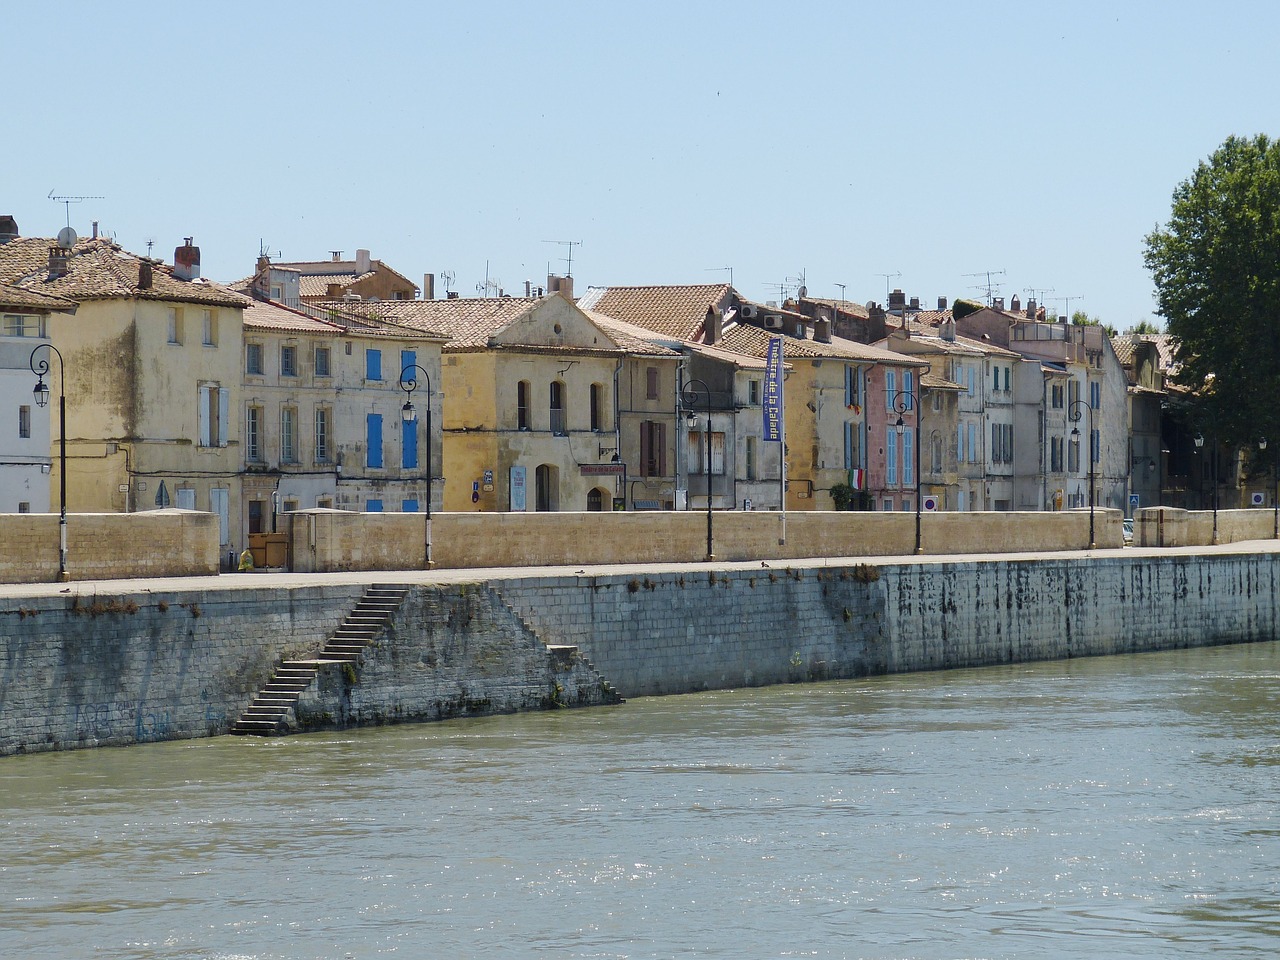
[1051,436,1063,472]
[366,413,383,468]
[1090,380,1101,409]
[1068,433,1080,472]
[550,381,566,435]
[749,379,761,406]
[590,383,603,432]
[885,369,897,410]
[517,380,530,430]
[957,423,965,463]
[646,367,659,400]
[968,423,977,463]
[535,464,558,511]
[746,436,758,480]
[3,314,45,337]
[400,349,416,387]
[967,365,975,397]
[991,423,1013,464]
[1003,366,1011,392]
[903,371,914,409]
[402,499,419,513]
[18,405,31,439]
[366,348,382,381]
[167,308,182,344]
[1091,428,1100,465]
[366,499,383,513]
[1051,383,1064,409]
[315,408,330,463]
[587,488,604,511]
[315,346,331,377]
[280,344,298,377]
[993,366,1000,391]
[17,501,30,514]
[930,433,943,474]
[401,414,418,469]
[639,420,667,477]
[281,407,298,463]
[245,406,262,462]
[201,309,216,346]
[246,343,263,375]
[689,430,726,475]
[886,428,898,485]
[248,500,265,534]
[1068,378,1080,408]
[197,383,229,447]
[843,421,857,470]
[316,497,333,509]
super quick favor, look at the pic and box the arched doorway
[586,487,605,511]
[535,464,559,511]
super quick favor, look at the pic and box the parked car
[1123,518,1134,545]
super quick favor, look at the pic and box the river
[2,641,1278,959]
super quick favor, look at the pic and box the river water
[2,641,1278,960]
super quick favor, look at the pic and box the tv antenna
[542,239,582,277]
[439,270,456,294]
[48,189,104,228]
[706,266,734,287]
[834,282,847,304]
[145,238,156,257]
[1049,294,1084,318]
[963,268,1006,305]
[1025,285,1054,305]
[875,271,901,301]
[475,260,501,298]
[786,269,807,299]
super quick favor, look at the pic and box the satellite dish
[56,226,77,249]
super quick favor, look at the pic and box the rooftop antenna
[764,281,791,303]
[542,239,582,277]
[834,282,847,305]
[48,189,104,228]
[475,260,501,298]
[706,266,734,287]
[785,269,807,299]
[963,268,1006,305]
[875,271,902,301]
[1049,294,1084,318]
[145,238,156,257]
[1025,285,1054,306]
[439,270,456,295]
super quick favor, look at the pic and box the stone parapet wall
[0,510,219,583]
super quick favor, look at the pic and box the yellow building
[329,289,679,511]
[0,233,247,557]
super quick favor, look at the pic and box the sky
[7,1,1280,329]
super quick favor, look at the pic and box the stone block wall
[0,510,219,584]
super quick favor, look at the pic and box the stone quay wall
[1,548,1276,755]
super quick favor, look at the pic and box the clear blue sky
[8,1,1280,328]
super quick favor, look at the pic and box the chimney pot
[138,261,153,290]
[938,296,948,310]
[173,239,201,281]
[423,273,435,300]
[0,215,18,242]
[355,249,371,274]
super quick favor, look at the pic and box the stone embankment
[1,546,1276,755]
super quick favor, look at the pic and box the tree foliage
[1125,320,1161,335]
[951,298,984,319]
[1070,310,1117,337]
[1144,134,1280,444]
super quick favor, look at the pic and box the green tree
[1125,320,1161,335]
[1144,134,1280,444]
[951,298,985,319]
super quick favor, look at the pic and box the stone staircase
[231,584,410,736]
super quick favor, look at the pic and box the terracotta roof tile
[716,323,926,366]
[0,280,77,312]
[799,296,871,319]
[577,283,734,340]
[0,236,245,308]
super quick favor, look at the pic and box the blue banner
[764,337,784,442]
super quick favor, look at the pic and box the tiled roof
[921,372,963,391]
[0,280,77,312]
[799,296,871,320]
[298,273,367,298]
[579,310,681,357]
[716,323,927,366]
[274,257,418,293]
[0,237,245,308]
[578,283,734,340]
[911,309,952,327]
[243,298,432,339]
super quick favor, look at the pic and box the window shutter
[367,414,383,468]
[657,422,667,476]
[402,416,418,469]
[710,432,725,475]
[197,385,211,446]
[639,421,651,477]
[400,350,415,384]
[218,388,230,447]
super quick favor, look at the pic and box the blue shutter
[844,421,853,469]
[885,370,896,410]
[904,371,914,409]
[401,498,419,513]
[366,499,383,512]
[367,413,383,468]
[400,350,416,383]
[844,365,853,407]
[402,415,418,469]
[366,349,382,381]
[887,428,898,485]
[904,428,914,486]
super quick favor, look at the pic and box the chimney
[447,290,460,299]
[1058,314,1068,324]
[937,296,948,310]
[91,220,99,240]
[0,215,17,243]
[908,296,920,312]
[327,282,344,298]
[47,246,69,278]
[423,273,435,300]
[814,314,832,343]
[888,288,907,315]
[355,249,371,274]
[1010,294,1021,312]
[940,317,957,342]
[993,297,1005,311]
[1026,298,1037,318]
[704,306,721,344]
[553,275,574,300]
[173,238,201,281]
[524,279,531,297]
[330,251,343,261]
[138,261,153,290]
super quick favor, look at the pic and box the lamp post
[1193,432,1218,544]
[682,378,714,562]
[1068,398,1095,549]
[30,344,69,581]
[399,363,435,568]
[1265,437,1279,540]
[891,388,923,555]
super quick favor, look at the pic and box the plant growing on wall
[829,482,856,511]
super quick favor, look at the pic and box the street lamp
[891,388,923,555]
[1193,432,1219,544]
[1068,398,1096,549]
[682,377,714,562]
[399,363,435,568]
[30,344,69,581]
[1263,437,1279,540]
